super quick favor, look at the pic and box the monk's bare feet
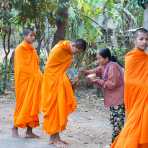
[25,127,39,138]
[12,127,19,138]
[48,133,68,147]
[25,132,39,138]
[54,140,68,148]
[59,139,68,145]
[49,140,68,148]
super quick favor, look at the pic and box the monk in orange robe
[12,28,42,138]
[41,39,87,146]
[111,28,148,148]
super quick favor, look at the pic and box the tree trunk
[51,0,69,47]
[35,19,43,55]
[144,3,148,30]
[3,26,11,92]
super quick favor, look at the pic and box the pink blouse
[94,62,124,107]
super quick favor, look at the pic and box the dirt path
[0,89,111,148]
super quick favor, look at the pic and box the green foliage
[0,0,146,92]
[0,1,13,37]
[11,0,57,25]
[69,0,103,41]
[112,47,127,66]
[67,0,144,68]
[0,61,14,94]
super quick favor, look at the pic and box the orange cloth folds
[41,41,77,135]
[111,48,148,148]
[14,41,42,128]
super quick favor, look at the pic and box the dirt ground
[0,88,111,148]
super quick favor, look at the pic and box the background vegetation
[0,0,147,94]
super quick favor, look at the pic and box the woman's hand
[86,73,96,83]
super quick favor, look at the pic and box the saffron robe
[111,48,148,148]
[14,41,42,128]
[41,40,77,135]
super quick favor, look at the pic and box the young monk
[84,48,125,142]
[41,39,87,147]
[12,28,42,138]
[111,28,148,148]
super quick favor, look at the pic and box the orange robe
[111,48,148,148]
[14,41,42,128]
[41,40,77,135]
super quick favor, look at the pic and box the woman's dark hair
[110,55,117,62]
[98,48,112,60]
[98,48,123,67]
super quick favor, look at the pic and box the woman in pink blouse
[85,48,125,142]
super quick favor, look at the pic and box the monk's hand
[78,67,88,75]
[71,77,79,88]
